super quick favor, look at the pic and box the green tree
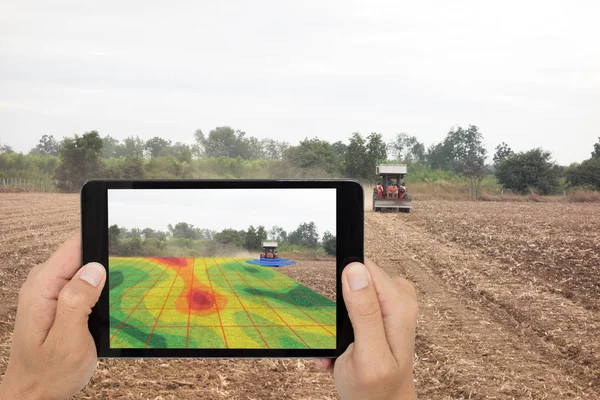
[495,148,561,194]
[168,222,201,239]
[365,133,388,181]
[117,136,145,157]
[245,225,261,250]
[214,229,244,248]
[259,138,289,160]
[0,143,15,154]
[108,224,121,254]
[592,137,600,159]
[196,127,252,159]
[493,142,513,165]
[566,139,600,190]
[566,158,600,190]
[426,141,452,170]
[461,126,488,197]
[120,237,142,256]
[166,142,193,163]
[288,222,319,249]
[322,231,336,257]
[283,138,340,175]
[30,135,60,156]
[389,133,425,163]
[427,125,488,176]
[145,136,172,158]
[101,135,120,158]
[55,130,104,191]
[145,156,184,178]
[192,129,205,157]
[332,141,348,159]
[344,132,367,180]
[269,226,287,242]
[121,156,145,178]
[256,225,267,245]
[142,228,166,241]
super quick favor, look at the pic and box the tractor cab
[376,168,407,199]
[260,241,279,260]
[373,164,412,213]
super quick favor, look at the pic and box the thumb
[342,263,389,360]
[49,262,106,341]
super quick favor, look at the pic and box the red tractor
[373,164,412,213]
[260,242,278,259]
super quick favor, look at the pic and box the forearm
[0,372,45,400]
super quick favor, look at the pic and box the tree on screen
[322,231,336,257]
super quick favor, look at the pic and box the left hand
[0,232,106,400]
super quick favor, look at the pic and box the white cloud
[1,0,599,163]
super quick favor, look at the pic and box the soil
[0,193,599,399]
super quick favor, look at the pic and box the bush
[568,188,600,203]
[0,153,58,181]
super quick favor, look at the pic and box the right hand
[315,259,418,400]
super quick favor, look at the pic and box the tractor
[260,241,278,260]
[373,164,412,213]
[246,241,296,267]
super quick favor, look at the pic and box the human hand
[0,232,106,400]
[316,259,418,400]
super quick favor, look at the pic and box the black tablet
[81,179,363,358]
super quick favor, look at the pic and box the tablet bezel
[81,179,363,358]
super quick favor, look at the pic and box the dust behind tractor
[246,241,297,267]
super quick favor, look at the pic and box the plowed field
[0,193,598,399]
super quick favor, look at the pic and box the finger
[47,262,106,346]
[314,358,334,373]
[342,262,389,361]
[43,230,82,280]
[34,231,82,300]
[393,276,417,300]
[364,258,418,362]
[15,232,82,345]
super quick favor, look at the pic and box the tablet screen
[106,189,337,350]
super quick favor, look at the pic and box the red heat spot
[153,257,189,267]
[188,289,215,310]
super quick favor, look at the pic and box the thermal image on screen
[108,189,336,349]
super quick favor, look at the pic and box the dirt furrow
[0,207,79,228]
[366,213,599,399]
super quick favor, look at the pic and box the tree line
[1,127,599,195]
[108,221,336,258]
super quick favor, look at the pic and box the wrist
[398,375,417,400]
[0,374,43,400]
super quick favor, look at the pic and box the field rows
[0,193,598,399]
[109,257,335,349]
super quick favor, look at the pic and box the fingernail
[314,359,324,368]
[346,263,369,291]
[80,262,105,287]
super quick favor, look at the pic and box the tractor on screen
[373,164,412,213]
[246,241,296,267]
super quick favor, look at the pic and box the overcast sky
[108,189,336,236]
[1,0,599,164]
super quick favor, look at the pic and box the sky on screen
[108,188,336,235]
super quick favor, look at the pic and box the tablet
[81,180,363,358]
